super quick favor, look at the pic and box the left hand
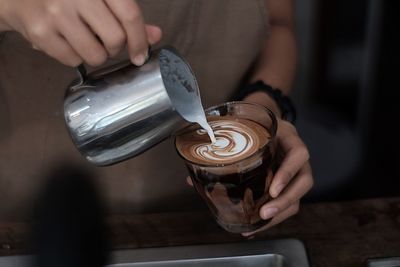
[239,91,314,236]
[185,92,313,236]
[242,119,313,236]
[185,117,313,236]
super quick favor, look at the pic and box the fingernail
[262,207,278,220]
[32,44,41,51]
[241,232,255,238]
[274,184,286,197]
[132,53,147,66]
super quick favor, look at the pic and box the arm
[242,0,314,236]
[244,0,297,117]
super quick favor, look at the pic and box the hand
[0,0,162,66]
[185,118,313,236]
[243,119,313,236]
[241,92,314,236]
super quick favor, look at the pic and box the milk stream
[196,117,216,144]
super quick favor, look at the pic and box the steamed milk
[195,115,217,144]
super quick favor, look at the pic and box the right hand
[0,0,162,66]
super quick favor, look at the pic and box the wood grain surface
[1,197,399,267]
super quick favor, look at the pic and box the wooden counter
[1,197,400,267]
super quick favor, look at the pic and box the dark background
[294,0,400,201]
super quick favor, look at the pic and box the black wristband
[234,81,297,124]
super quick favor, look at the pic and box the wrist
[234,81,297,123]
[243,91,283,118]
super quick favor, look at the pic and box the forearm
[250,25,297,95]
[244,24,297,117]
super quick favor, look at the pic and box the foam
[176,117,270,165]
[194,120,254,162]
[196,116,216,144]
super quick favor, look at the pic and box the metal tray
[0,238,310,267]
[108,239,310,267]
[367,257,400,267]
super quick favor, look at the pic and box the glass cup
[175,101,278,233]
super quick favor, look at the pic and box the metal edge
[367,257,400,267]
[0,239,310,267]
[108,238,310,267]
[110,254,285,267]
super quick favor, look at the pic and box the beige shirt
[0,0,269,220]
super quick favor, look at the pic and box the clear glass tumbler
[176,102,278,233]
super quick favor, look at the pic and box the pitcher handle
[75,64,87,87]
[73,46,152,87]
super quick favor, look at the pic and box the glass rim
[174,101,277,168]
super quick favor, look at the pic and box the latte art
[176,116,271,165]
[194,121,255,163]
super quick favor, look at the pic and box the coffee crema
[176,116,271,165]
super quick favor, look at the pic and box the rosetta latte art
[176,116,270,165]
[193,120,258,163]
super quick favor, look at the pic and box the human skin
[0,0,161,66]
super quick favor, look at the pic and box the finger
[33,33,82,66]
[186,176,194,186]
[242,202,299,237]
[270,129,310,198]
[57,12,107,66]
[261,163,313,220]
[79,1,126,57]
[105,0,149,66]
[145,24,162,45]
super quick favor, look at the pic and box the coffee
[176,115,276,233]
[175,116,270,165]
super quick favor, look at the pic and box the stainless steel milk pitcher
[64,47,204,166]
